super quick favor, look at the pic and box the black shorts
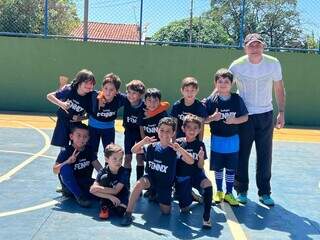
[210,151,239,171]
[143,175,172,206]
[124,128,141,154]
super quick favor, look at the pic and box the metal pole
[44,0,48,38]
[139,0,144,45]
[189,0,194,46]
[239,0,245,48]
[84,0,89,41]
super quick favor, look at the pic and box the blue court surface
[0,121,319,240]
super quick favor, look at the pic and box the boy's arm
[90,181,124,195]
[139,126,146,139]
[89,183,121,206]
[131,136,157,154]
[91,160,103,172]
[47,91,70,114]
[52,149,79,174]
[224,114,248,125]
[197,146,206,169]
[169,143,194,165]
[172,117,178,142]
[198,122,204,141]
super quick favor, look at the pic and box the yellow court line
[0,200,59,217]
[0,150,55,160]
[0,121,51,183]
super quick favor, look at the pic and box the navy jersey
[170,99,207,138]
[139,111,168,139]
[56,145,96,179]
[96,166,130,193]
[176,138,207,176]
[55,84,91,120]
[123,99,145,129]
[143,142,179,187]
[89,91,126,122]
[203,93,248,137]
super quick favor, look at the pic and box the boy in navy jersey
[203,69,248,206]
[171,77,207,141]
[90,144,130,219]
[121,117,193,226]
[175,114,213,228]
[88,73,126,157]
[53,123,102,207]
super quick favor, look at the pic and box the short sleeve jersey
[123,99,145,129]
[96,166,130,193]
[139,111,168,139]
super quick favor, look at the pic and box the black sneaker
[75,196,91,208]
[121,212,133,226]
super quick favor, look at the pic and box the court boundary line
[0,149,55,160]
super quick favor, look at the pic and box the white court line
[0,200,59,217]
[0,149,55,160]
[0,121,51,182]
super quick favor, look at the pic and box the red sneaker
[99,207,109,219]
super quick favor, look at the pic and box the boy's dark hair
[126,80,145,95]
[70,122,89,133]
[214,68,233,83]
[181,76,198,89]
[158,117,176,132]
[144,88,161,100]
[103,73,121,90]
[104,143,124,158]
[71,69,96,90]
[182,114,202,128]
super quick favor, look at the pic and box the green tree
[152,17,233,45]
[0,0,80,35]
[209,0,302,48]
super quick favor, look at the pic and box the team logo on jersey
[144,124,157,133]
[127,116,138,124]
[148,159,168,173]
[67,99,84,113]
[220,109,236,120]
[74,159,90,170]
[97,110,116,118]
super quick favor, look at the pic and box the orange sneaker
[99,206,109,219]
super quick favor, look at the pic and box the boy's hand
[198,146,204,160]
[109,195,121,206]
[143,136,157,144]
[66,149,79,164]
[71,114,82,122]
[209,108,222,122]
[224,116,237,125]
[60,101,71,114]
[168,142,181,152]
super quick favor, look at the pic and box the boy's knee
[201,178,212,189]
[160,204,171,215]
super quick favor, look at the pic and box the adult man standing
[229,33,285,206]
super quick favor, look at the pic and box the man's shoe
[191,190,203,204]
[224,193,239,206]
[213,191,224,203]
[202,219,212,229]
[121,212,133,226]
[259,195,275,206]
[237,193,248,204]
[99,206,109,219]
[75,196,91,208]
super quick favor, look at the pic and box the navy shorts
[144,175,173,206]
[210,151,239,171]
[51,117,71,147]
[88,127,115,153]
[176,171,207,208]
[124,128,141,154]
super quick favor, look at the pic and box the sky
[74,0,320,40]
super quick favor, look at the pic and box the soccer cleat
[191,190,203,204]
[202,219,212,229]
[224,193,239,206]
[120,212,133,226]
[213,191,224,203]
[236,193,248,204]
[99,206,109,219]
[75,196,91,208]
[259,195,275,206]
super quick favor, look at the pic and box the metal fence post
[84,0,89,42]
[239,0,245,48]
[139,0,144,45]
[44,0,48,38]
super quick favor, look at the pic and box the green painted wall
[0,37,319,126]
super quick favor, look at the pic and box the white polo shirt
[229,54,282,115]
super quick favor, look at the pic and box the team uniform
[56,145,96,198]
[51,85,91,147]
[175,138,208,208]
[170,99,207,138]
[143,142,180,205]
[203,93,248,170]
[88,92,126,154]
[139,111,168,140]
[96,166,130,215]
[123,99,145,154]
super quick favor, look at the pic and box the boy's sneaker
[75,196,91,208]
[202,219,212,229]
[191,190,203,204]
[214,191,224,203]
[259,194,275,206]
[121,212,133,226]
[236,193,248,204]
[99,206,109,219]
[224,193,239,206]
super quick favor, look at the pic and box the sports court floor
[0,113,319,240]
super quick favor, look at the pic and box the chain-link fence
[0,0,319,52]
